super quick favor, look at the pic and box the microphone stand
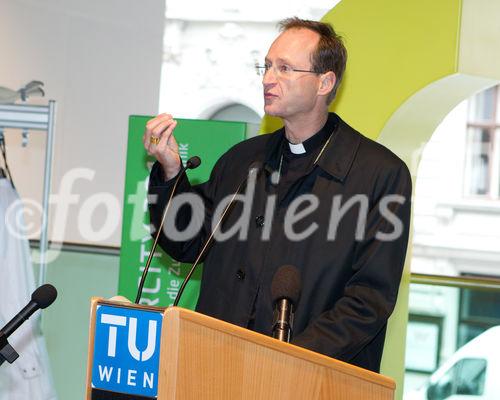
[173,163,261,307]
[135,157,200,304]
[0,333,19,366]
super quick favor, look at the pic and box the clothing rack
[0,101,56,287]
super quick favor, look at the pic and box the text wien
[98,365,154,389]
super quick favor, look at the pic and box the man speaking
[144,17,411,373]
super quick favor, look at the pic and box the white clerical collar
[288,141,306,154]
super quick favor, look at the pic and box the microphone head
[271,265,301,306]
[31,284,58,309]
[186,156,201,169]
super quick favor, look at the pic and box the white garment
[288,141,306,154]
[0,178,57,400]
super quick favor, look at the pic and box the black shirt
[248,113,339,328]
[276,113,339,206]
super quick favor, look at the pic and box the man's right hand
[143,113,182,180]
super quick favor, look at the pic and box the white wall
[158,1,336,119]
[0,0,165,246]
[412,97,500,274]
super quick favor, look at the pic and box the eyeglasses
[255,63,319,77]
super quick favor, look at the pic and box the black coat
[148,113,412,372]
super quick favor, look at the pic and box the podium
[86,298,395,399]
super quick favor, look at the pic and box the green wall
[36,248,120,400]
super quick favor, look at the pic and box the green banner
[118,116,247,308]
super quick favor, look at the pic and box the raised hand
[143,113,182,180]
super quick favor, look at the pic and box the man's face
[263,28,322,120]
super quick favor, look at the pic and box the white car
[406,326,500,400]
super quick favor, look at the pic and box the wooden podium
[86,298,395,399]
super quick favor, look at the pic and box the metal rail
[411,273,500,290]
[0,100,57,286]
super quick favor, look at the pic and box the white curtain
[0,178,57,400]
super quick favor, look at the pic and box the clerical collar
[288,142,306,154]
[284,113,338,157]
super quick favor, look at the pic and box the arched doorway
[209,103,262,137]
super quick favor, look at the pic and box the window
[405,314,443,373]
[464,85,500,198]
[458,274,500,347]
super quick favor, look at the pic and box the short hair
[278,17,347,104]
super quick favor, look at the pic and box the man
[144,18,411,373]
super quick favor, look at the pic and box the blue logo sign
[91,305,163,397]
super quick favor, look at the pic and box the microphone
[135,156,201,304]
[173,161,262,307]
[271,265,301,343]
[0,284,58,365]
